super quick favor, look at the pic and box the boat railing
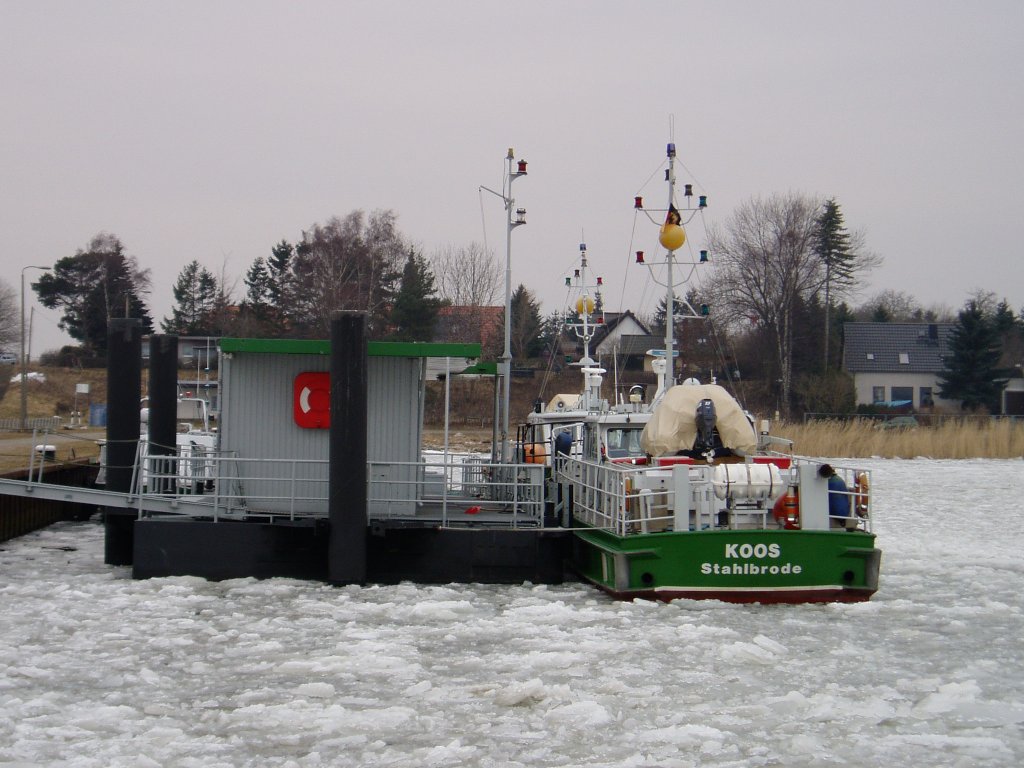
[826,464,873,533]
[556,456,663,536]
[556,455,873,536]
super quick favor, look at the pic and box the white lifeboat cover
[640,384,757,456]
[547,393,583,412]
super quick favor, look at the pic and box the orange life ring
[853,472,870,517]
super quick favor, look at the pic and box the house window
[899,353,910,364]
[866,353,875,361]
[920,386,933,407]
[872,386,885,404]
[891,386,913,403]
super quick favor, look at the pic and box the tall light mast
[634,142,709,401]
[480,148,527,462]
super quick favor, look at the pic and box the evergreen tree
[389,249,441,341]
[509,284,544,360]
[652,296,686,335]
[652,288,706,335]
[266,240,294,312]
[815,199,856,370]
[243,257,271,314]
[937,301,1013,412]
[536,310,566,362]
[163,260,219,335]
[830,301,856,370]
[34,233,153,354]
[993,299,1017,335]
[871,304,892,322]
[790,294,824,379]
[238,241,298,336]
[992,299,1024,377]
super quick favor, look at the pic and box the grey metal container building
[216,338,481,517]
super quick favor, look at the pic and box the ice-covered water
[1,458,1022,767]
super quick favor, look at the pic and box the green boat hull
[572,527,881,604]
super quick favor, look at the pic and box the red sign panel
[293,372,330,429]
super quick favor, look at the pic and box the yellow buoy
[659,223,686,251]
[575,296,595,315]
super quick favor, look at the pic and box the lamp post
[20,265,51,430]
[481,148,527,463]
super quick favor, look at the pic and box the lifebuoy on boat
[853,472,870,517]
[772,486,800,530]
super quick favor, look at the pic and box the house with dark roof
[843,322,956,410]
[590,311,657,368]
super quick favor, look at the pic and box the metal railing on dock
[134,443,544,528]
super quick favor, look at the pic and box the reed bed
[776,418,1024,459]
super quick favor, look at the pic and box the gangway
[0,477,232,517]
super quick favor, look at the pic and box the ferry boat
[523,143,881,604]
[35,144,878,601]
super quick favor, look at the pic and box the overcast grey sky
[2,1,1022,354]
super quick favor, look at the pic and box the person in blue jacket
[819,464,851,523]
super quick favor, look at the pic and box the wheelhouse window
[604,427,644,459]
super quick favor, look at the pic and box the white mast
[663,143,677,388]
[635,141,709,402]
[565,242,605,411]
[480,149,527,463]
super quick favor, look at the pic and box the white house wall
[853,371,956,409]
[594,317,649,356]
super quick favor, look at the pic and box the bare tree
[430,242,503,349]
[0,280,17,351]
[855,290,915,321]
[290,210,406,338]
[208,257,240,335]
[707,193,822,416]
[431,242,502,307]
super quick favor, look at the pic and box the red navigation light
[517,160,528,174]
[684,184,693,197]
[597,276,603,285]
[634,196,643,209]
[635,251,645,264]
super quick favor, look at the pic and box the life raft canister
[772,486,800,530]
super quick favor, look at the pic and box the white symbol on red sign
[293,372,330,428]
